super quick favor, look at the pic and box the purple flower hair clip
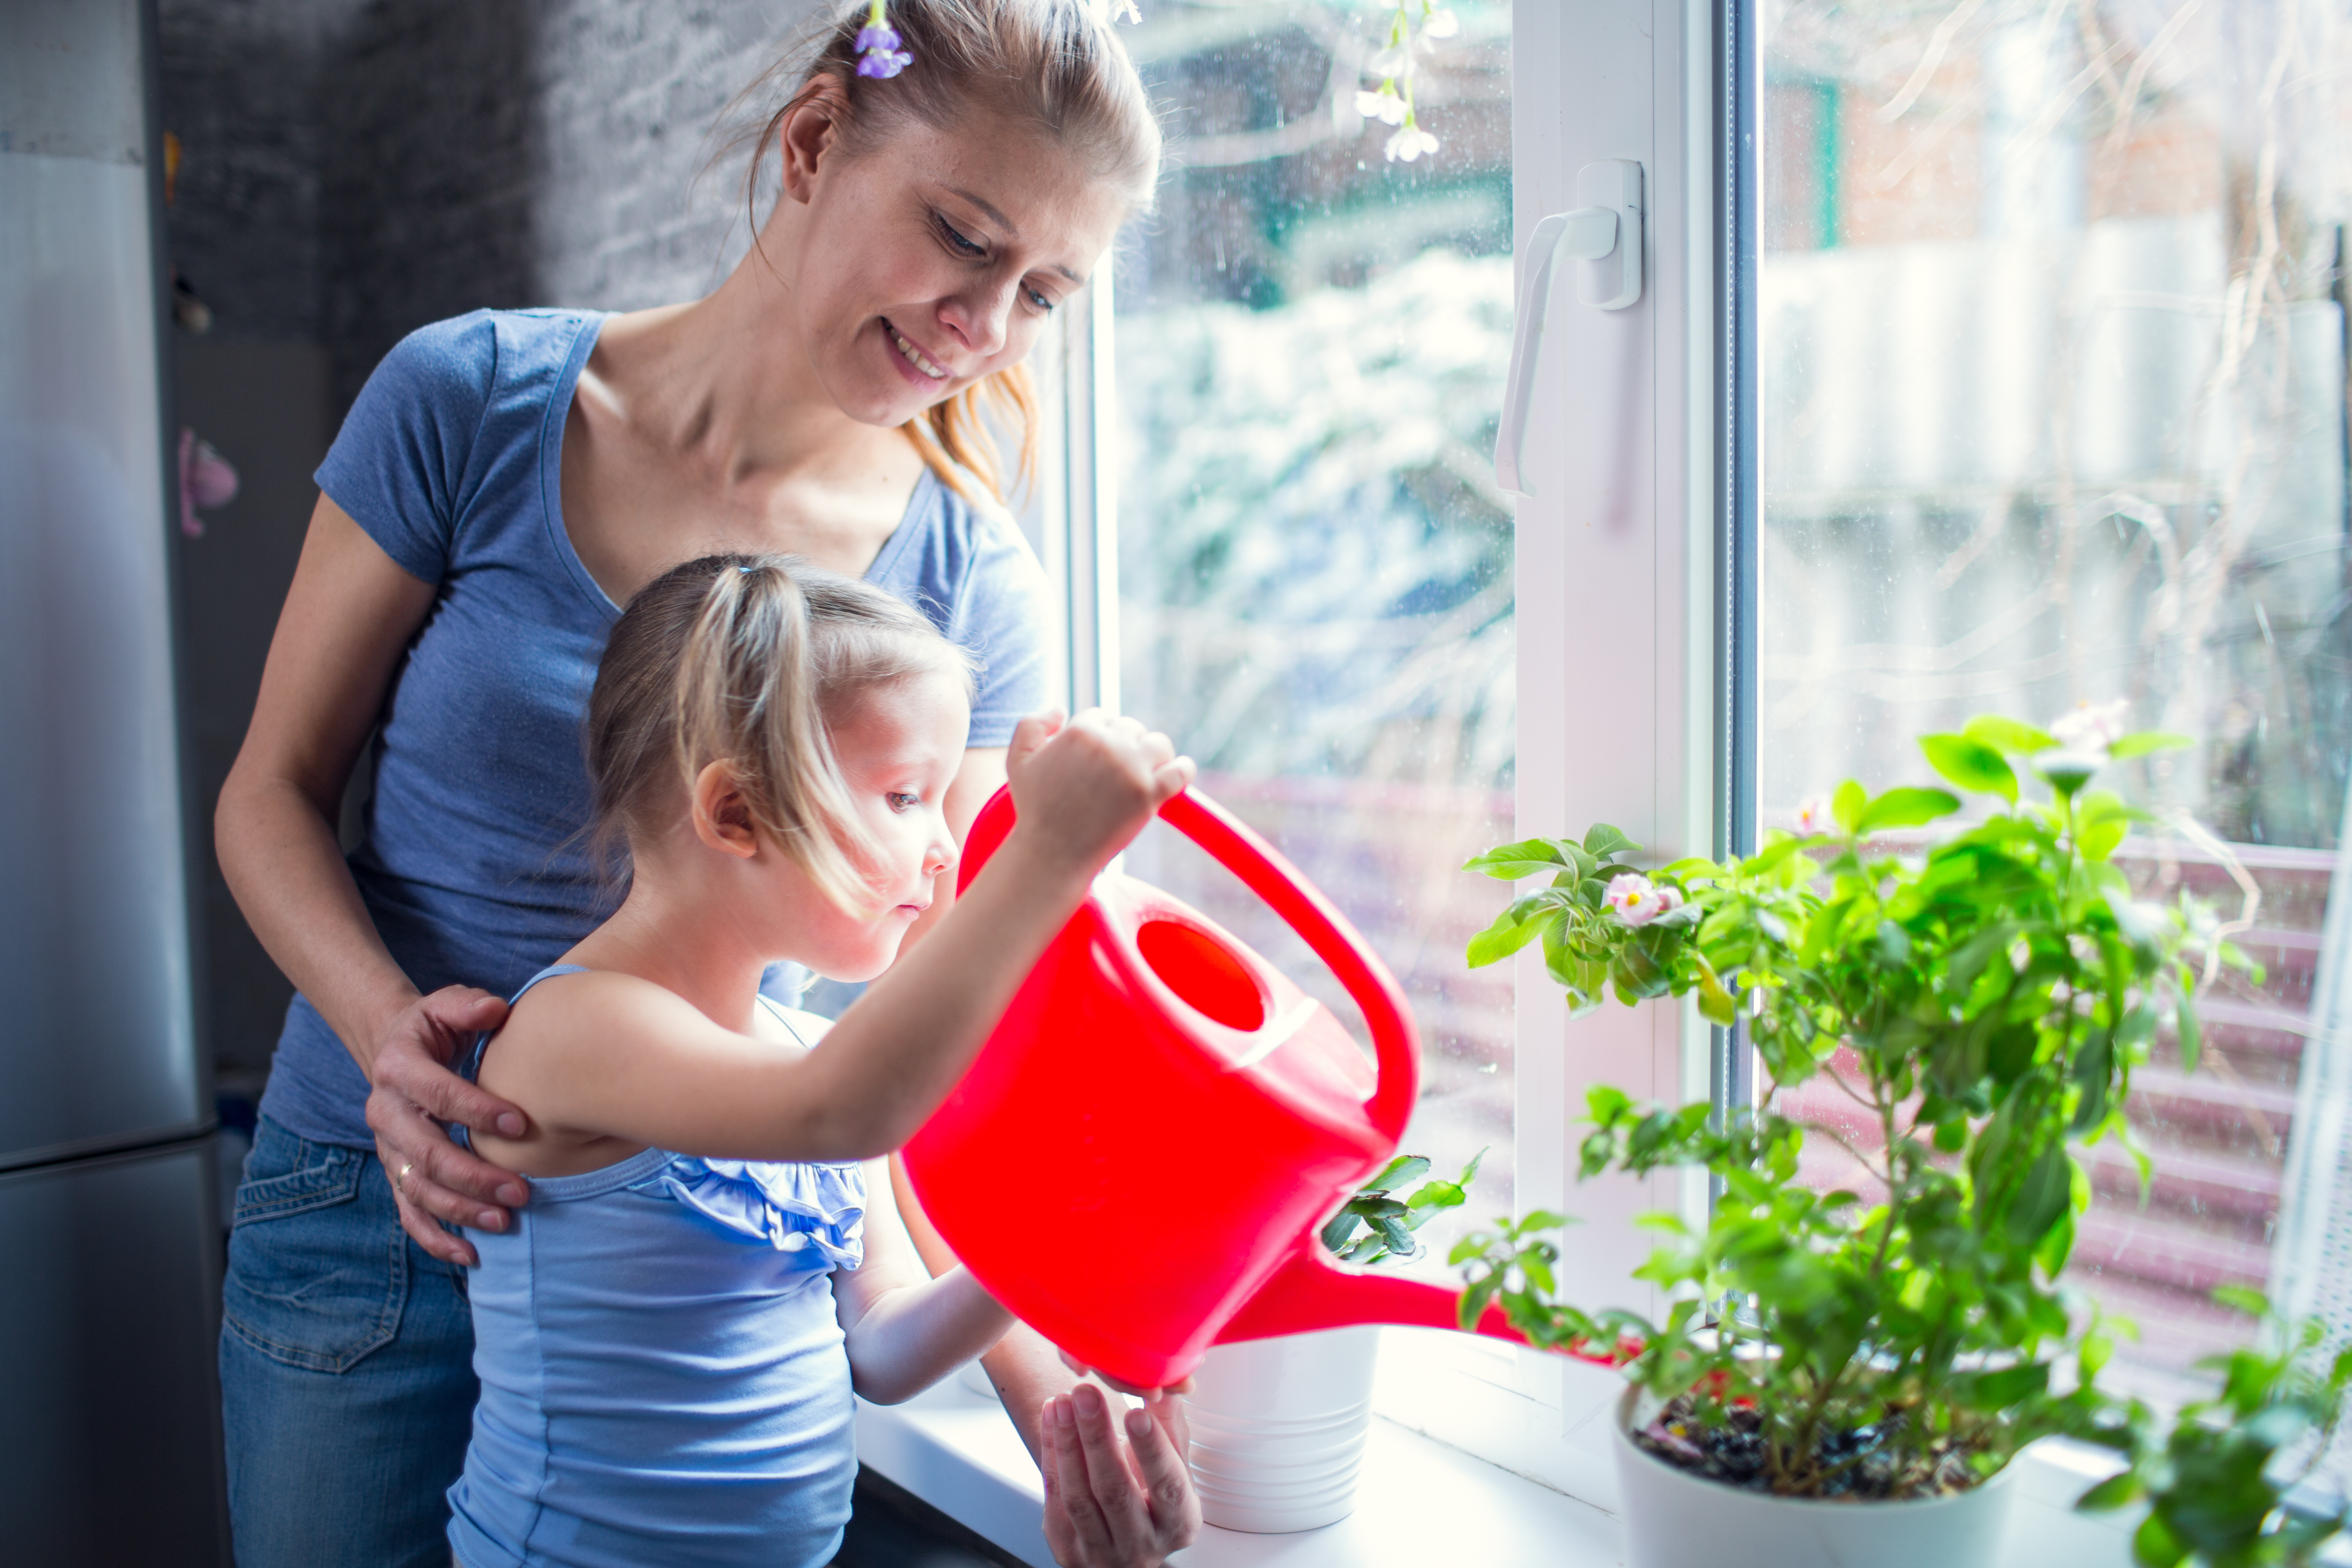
[856,1,912,78]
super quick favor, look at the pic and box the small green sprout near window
[1321,1149,1483,1267]
[2079,1292,2352,1568]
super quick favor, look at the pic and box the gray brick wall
[160,0,832,405]
[532,0,824,313]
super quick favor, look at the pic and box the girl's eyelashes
[887,791,922,813]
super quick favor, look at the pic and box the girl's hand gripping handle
[992,709,1194,884]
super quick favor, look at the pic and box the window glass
[1114,2,1514,1272]
[1759,0,2352,1398]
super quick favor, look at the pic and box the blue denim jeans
[219,1116,478,1568]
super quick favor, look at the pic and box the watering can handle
[956,784,1421,1142]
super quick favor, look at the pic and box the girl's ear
[690,761,760,859]
[777,80,850,207]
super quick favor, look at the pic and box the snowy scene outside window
[1110,1,1513,1274]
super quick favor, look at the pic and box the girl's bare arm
[504,711,1191,1162]
[831,1159,1014,1405]
[215,495,530,1263]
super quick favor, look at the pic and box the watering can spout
[1213,1242,1530,1349]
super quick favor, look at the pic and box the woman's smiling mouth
[880,317,949,382]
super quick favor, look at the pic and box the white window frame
[1029,0,1729,1511]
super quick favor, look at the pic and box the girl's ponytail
[586,555,976,911]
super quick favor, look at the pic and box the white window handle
[1493,159,1645,499]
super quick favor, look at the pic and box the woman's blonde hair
[586,554,977,912]
[717,0,1162,506]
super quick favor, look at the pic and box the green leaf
[1463,840,1568,880]
[2075,1472,2143,1512]
[1963,1360,2050,1409]
[1858,786,1963,833]
[2132,1509,2188,1568]
[2008,1145,2074,1248]
[1963,715,2059,755]
[2211,1285,2269,1319]
[1832,780,1866,836]
[2071,1029,2115,1132]
[1582,824,1639,860]
[1319,1211,1359,1254]
[2108,731,2193,760]
[2175,998,2201,1076]
[1466,902,1556,969]
[1921,734,2020,803]
[1366,1155,1431,1192]
[2078,813,2128,862]
[1408,1180,1466,1211]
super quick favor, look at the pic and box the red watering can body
[902,785,1528,1390]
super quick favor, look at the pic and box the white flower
[2049,698,2131,754]
[1385,122,1441,162]
[1793,793,1835,836]
[1356,87,1409,125]
[1421,7,1461,37]
[1605,873,1682,927]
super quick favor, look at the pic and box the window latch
[1493,159,1646,499]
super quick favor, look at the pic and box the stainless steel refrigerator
[1,0,232,1561]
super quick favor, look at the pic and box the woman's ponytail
[586,554,976,910]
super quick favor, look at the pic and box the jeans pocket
[223,1119,406,1373]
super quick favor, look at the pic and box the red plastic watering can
[903,784,1532,1390]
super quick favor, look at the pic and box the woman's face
[779,98,1137,428]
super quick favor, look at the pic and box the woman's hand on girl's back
[1001,708,1194,877]
[363,984,532,1267]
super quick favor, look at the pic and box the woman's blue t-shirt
[258,308,1052,1150]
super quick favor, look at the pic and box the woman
[213,5,1197,1565]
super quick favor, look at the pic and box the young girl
[441,553,1191,1568]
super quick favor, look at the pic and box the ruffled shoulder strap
[631,1156,867,1270]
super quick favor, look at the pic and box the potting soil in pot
[1630,1394,1983,1501]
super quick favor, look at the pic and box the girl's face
[790,668,970,981]
[778,99,1136,429]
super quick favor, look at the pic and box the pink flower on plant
[1605,873,1682,927]
[1793,793,1835,836]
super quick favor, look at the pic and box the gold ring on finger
[397,1161,414,1194]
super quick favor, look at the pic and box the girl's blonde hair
[586,554,977,911]
[717,0,1162,506]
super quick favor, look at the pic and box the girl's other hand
[1040,1382,1200,1568]
[361,984,530,1267]
[1002,708,1194,878]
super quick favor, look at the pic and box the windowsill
[855,1341,2189,1568]
[855,1370,1621,1567]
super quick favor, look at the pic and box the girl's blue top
[446,965,867,1568]
[257,308,1052,1149]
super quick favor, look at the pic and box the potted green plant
[1185,1151,1481,1532]
[1450,707,2243,1567]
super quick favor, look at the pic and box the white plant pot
[1611,1386,2020,1568]
[1184,1326,1380,1533]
